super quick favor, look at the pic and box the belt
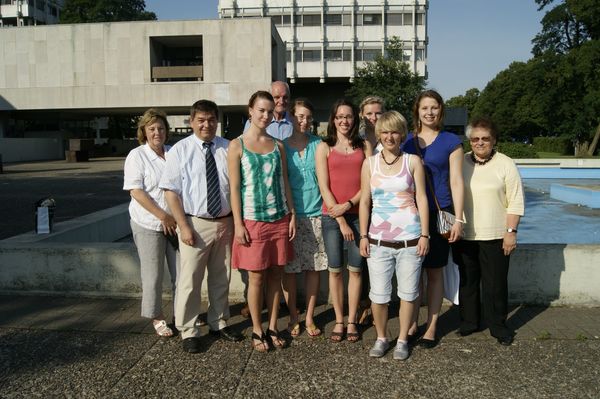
[368,237,419,249]
[186,213,232,220]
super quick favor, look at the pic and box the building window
[302,14,321,27]
[416,48,425,61]
[271,14,291,26]
[403,13,413,25]
[36,1,45,11]
[357,49,381,61]
[359,14,382,26]
[286,50,291,62]
[150,36,204,82]
[387,13,402,26]
[49,5,57,17]
[416,12,425,25]
[326,14,342,25]
[325,49,351,62]
[302,49,321,62]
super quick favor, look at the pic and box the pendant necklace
[381,151,401,170]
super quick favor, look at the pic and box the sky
[144,0,544,100]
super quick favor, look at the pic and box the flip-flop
[287,322,301,337]
[267,329,286,349]
[251,332,269,353]
[305,323,322,337]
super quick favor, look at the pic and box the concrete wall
[0,137,64,162]
[0,241,599,305]
[0,18,284,111]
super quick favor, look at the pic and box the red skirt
[232,214,294,271]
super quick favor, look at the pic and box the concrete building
[219,0,428,119]
[0,0,64,27]
[0,18,285,161]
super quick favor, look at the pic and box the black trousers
[454,239,513,338]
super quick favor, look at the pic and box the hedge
[462,140,539,159]
[532,136,572,155]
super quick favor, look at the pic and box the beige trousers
[175,215,233,339]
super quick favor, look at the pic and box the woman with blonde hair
[359,111,429,359]
[123,108,179,337]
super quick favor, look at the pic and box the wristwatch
[506,228,518,233]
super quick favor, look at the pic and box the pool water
[520,179,600,244]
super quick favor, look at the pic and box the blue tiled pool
[520,178,600,244]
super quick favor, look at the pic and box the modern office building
[0,18,285,161]
[218,0,428,120]
[0,0,64,27]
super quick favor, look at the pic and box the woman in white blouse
[123,108,179,337]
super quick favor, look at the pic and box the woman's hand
[417,236,430,257]
[503,232,517,255]
[359,237,370,258]
[160,213,177,236]
[235,223,251,246]
[288,213,297,241]
[328,202,351,218]
[448,221,463,243]
[339,220,354,241]
[179,223,195,247]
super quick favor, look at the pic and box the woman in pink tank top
[315,99,373,343]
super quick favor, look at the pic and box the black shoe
[182,337,202,353]
[209,326,244,342]
[496,335,514,346]
[418,338,439,349]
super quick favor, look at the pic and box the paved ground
[0,157,127,240]
[1,295,599,398]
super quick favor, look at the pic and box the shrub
[532,136,572,155]
[496,142,539,158]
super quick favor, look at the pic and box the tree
[532,2,588,55]
[446,88,480,117]
[60,0,156,24]
[346,37,425,125]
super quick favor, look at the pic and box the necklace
[471,149,496,165]
[381,151,402,169]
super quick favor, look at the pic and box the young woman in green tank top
[228,90,296,352]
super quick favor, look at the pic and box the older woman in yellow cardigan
[454,116,524,346]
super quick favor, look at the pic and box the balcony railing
[151,65,203,82]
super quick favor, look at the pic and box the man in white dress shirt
[160,100,242,353]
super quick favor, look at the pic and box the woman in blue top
[282,98,328,338]
[402,90,465,348]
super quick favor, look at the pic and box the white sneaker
[369,339,390,358]
[393,341,409,360]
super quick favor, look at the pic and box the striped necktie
[203,141,221,217]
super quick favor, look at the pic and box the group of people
[123,81,525,359]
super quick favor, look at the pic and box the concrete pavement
[1,295,599,398]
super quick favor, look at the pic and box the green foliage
[496,142,539,159]
[532,136,573,154]
[346,37,425,126]
[60,0,156,23]
[473,0,600,150]
[446,88,480,117]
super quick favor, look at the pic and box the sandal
[251,332,269,353]
[153,320,174,337]
[266,329,286,349]
[287,322,301,337]
[305,323,322,337]
[330,322,345,343]
[346,322,360,343]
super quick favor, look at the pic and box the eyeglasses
[335,115,354,121]
[469,136,492,143]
